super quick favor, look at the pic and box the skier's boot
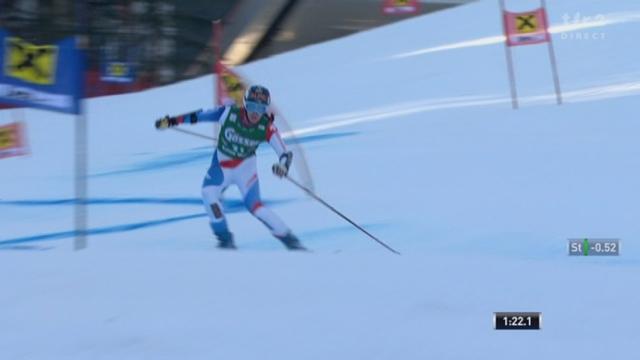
[216,231,237,250]
[276,232,307,251]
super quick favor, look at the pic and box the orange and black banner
[216,62,247,106]
[0,122,28,159]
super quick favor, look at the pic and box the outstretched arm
[155,107,227,129]
[194,107,227,123]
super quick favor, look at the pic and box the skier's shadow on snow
[93,131,359,177]
[0,197,295,248]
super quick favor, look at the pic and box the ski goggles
[245,101,268,114]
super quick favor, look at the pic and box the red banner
[382,0,420,15]
[503,8,550,47]
[0,122,28,159]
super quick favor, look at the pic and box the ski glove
[272,151,293,178]
[155,115,178,129]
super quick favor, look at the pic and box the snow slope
[1,0,639,359]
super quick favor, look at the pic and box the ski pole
[170,127,216,142]
[284,175,400,255]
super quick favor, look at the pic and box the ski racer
[155,85,306,251]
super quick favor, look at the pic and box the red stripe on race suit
[265,114,276,141]
[251,201,263,213]
[266,124,275,141]
[246,173,257,187]
[220,158,244,168]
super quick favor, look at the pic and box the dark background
[0,0,467,94]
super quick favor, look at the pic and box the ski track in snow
[283,79,640,138]
[162,79,640,141]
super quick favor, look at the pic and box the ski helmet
[243,85,271,114]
